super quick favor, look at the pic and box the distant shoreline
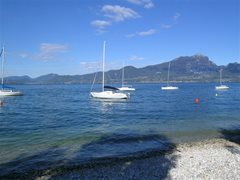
[3,55,240,85]
[3,81,240,85]
[2,80,240,85]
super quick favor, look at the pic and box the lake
[0,83,239,175]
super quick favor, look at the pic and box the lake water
[0,83,239,175]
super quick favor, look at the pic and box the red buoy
[0,100,3,107]
[195,98,199,104]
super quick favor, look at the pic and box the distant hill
[4,75,32,84]
[4,54,240,84]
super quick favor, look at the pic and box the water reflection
[90,98,129,113]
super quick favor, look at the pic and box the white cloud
[130,55,144,61]
[37,43,68,60]
[17,43,69,61]
[126,33,136,38]
[19,53,30,59]
[159,13,181,30]
[127,0,154,9]
[102,5,140,22]
[137,29,157,36]
[126,28,157,38]
[80,61,101,70]
[161,24,173,29]
[173,12,181,21]
[91,20,111,29]
[40,43,68,54]
[91,5,140,32]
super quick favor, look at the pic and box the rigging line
[104,65,120,85]
[0,0,5,46]
[90,71,98,94]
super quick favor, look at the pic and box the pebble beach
[33,137,240,180]
[170,138,240,179]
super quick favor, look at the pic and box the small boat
[215,85,229,90]
[215,69,229,90]
[91,90,128,99]
[0,86,23,96]
[0,47,23,96]
[161,61,178,90]
[90,41,128,99]
[118,63,135,91]
[161,86,179,90]
[118,86,135,91]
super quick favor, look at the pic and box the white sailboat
[161,61,178,90]
[118,63,135,91]
[0,47,23,96]
[215,69,229,90]
[90,41,128,99]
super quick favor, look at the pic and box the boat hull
[118,87,135,91]
[215,85,229,90]
[161,86,179,90]
[91,91,128,99]
[0,90,23,96]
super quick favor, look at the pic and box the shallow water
[0,83,239,175]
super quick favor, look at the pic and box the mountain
[95,54,239,83]
[4,54,240,84]
[225,63,240,73]
[4,75,32,84]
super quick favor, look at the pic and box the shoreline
[3,82,240,86]
[2,137,238,179]
[52,138,240,180]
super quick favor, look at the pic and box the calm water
[0,83,240,175]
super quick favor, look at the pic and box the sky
[0,0,239,77]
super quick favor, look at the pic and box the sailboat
[161,61,178,90]
[90,41,128,99]
[0,47,23,96]
[215,69,229,90]
[118,63,135,91]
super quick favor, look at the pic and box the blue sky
[0,0,239,77]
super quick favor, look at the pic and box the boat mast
[167,61,171,86]
[122,62,124,87]
[220,69,222,85]
[102,41,106,92]
[1,46,4,88]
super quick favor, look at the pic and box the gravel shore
[36,138,240,180]
[169,139,240,179]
